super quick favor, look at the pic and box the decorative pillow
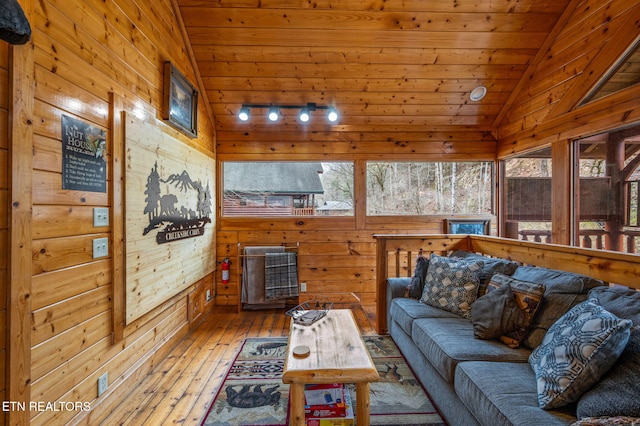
[406,255,429,299]
[471,282,525,339]
[529,299,632,410]
[511,266,604,350]
[420,254,483,319]
[470,273,544,347]
[577,286,640,418]
[485,273,546,348]
[451,250,519,296]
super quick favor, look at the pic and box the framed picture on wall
[162,61,198,138]
[444,218,490,235]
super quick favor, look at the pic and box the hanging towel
[264,252,299,300]
[242,246,286,310]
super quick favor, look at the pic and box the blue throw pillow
[529,299,632,410]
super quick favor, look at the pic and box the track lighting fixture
[237,103,339,123]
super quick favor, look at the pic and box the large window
[575,125,640,253]
[366,161,493,215]
[503,149,552,242]
[222,162,354,217]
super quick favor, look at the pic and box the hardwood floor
[103,304,377,425]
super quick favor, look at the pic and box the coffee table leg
[355,382,371,426]
[289,383,305,426]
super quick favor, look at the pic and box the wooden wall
[6,0,216,424]
[497,0,640,153]
[0,41,9,425]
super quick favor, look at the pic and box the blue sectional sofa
[376,235,640,426]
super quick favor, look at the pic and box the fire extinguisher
[221,258,231,284]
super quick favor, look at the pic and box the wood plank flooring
[103,303,377,425]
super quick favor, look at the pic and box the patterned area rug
[201,335,445,426]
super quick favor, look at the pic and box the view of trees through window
[366,161,493,215]
[222,161,494,217]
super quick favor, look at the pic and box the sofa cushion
[420,254,483,319]
[577,287,640,418]
[389,296,459,336]
[455,361,576,426]
[451,250,520,295]
[406,254,430,299]
[511,266,604,349]
[529,299,632,410]
[412,317,531,383]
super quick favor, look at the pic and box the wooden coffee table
[282,309,379,426]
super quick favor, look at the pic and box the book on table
[304,384,354,425]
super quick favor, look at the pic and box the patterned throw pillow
[471,282,524,340]
[529,299,632,410]
[420,254,483,319]
[485,273,546,348]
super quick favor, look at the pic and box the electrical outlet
[97,372,108,396]
[300,282,307,292]
[206,289,212,301]
[93,238,109,258]
[93,207,109,227]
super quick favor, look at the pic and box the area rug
[201,335,445,426]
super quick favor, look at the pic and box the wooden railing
[519,229,640,254]
[292,207,315,216]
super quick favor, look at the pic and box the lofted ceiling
[176,0,577,142]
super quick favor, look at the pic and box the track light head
[327,107,338,122]
[267,107,280,122]
[299,108,310,122]
[238,106,250,121]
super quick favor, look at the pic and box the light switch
[93,238,109,258]
[93,207,109,227]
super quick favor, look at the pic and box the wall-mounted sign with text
[61,114,107,193]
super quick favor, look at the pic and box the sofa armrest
[387,277,410,300]
[386,277,411,332]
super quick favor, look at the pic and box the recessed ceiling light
[470,86,487,102]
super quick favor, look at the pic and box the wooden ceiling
[176,0,575,142]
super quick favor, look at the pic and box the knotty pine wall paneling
[11,0,216,424]
[0,40,9,425]
[497,0,640,153]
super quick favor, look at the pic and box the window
[222,161,354,217]
[503,148,552,242]
[575,124,640,253]
[366,161,493,215]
